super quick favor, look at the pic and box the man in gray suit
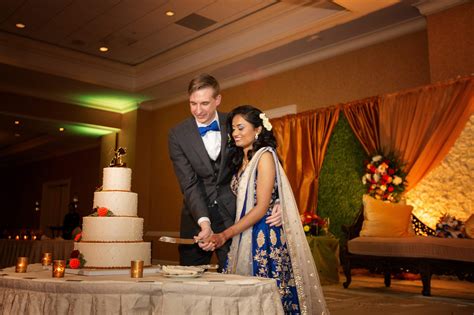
[168,74,280,269]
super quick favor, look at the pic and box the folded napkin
[161,265,204,276]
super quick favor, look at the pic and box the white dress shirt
[196,113,221,161]
[196,112,221,226]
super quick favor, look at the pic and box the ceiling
[0,0,443,166]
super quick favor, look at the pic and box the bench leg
[342,257,352,289]
[420,263,431,296]
[384,272,391,287]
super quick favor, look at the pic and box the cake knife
[159,236,198,245]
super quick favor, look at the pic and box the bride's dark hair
[227,105,277,174]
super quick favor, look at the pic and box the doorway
[40,179,70,238]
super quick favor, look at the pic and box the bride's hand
[205,233,226,250]
[197,239,215,251]
[266,201,282,227]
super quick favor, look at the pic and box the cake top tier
[103,167,132,191]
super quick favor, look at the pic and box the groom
[168,73,280,269]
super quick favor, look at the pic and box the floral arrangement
[300,211,326,236]
[362,154,407,202]
[435,214,465,238]
[67,250,86,269]
[74,232,82,242]
[90,207,114,217]
[259,113,272,131]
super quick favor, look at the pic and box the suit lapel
[217,112,229,182]
[185,118,213,173]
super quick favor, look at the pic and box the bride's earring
[255,133,259,140]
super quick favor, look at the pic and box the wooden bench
[340,211,474,296]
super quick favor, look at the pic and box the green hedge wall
[317,114,367,242]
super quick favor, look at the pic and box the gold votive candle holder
[15,257,28,273]
[15,235,19,240]
[52,260,66,278]
[41,252,52,266]
[131,260,144,278]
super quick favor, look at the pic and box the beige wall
[222,31,430,113]
[146,30,431,262]
[120,110,138,171]
[100,133,117,169]
[426,2,474,83]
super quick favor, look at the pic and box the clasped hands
[195,202,282,252]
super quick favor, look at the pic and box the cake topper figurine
[109,147,127,167]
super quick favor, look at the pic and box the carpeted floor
[323,275,474,315]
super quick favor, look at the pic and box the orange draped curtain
[272,106,340,213]
[342,97,380,155]
[379,77,473,191]
[271,76,472,215]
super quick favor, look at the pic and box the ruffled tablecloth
[0,264,283,315]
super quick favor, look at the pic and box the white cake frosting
[93,191,137,216]
[74,242,151,268]
[81,217,144,242]
[102,167,132,191]
[76,166,151,268]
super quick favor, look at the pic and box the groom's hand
[266,201,282,227]
[195,221,215,251]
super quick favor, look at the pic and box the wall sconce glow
[74,94,149,113]
[65,123,118,137]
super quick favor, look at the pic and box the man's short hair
[188,73,220,97]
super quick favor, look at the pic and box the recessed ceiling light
[15,23,26,29]
[59,127,65,132]
[14,120,20,125]
[165,11,175,17]
[14,133,21,137]
[307,34,320,42]
[99,46,109,52]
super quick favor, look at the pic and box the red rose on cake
[74,232,82,242]
[69,258,80,269]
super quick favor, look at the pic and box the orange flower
[97,207,108,217]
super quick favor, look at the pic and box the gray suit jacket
[168,112,236,238]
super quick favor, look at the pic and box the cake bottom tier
[74,242,151,269]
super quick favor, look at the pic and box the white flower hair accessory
[259,113,272,131]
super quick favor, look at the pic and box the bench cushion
[348,236,474,262]
[360,195,414,237]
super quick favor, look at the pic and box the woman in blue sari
[204,105,328,315]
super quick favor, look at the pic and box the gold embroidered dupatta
[226,147,329,315]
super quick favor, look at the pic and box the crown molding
[135,7,351,90]
[141,17,426,110]
[0,32,135,90]
[265,105,298,119]
[413,0,470,16]
[222,17,426,90]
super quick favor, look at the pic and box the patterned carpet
[323,275,474,315]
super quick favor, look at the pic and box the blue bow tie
[198,120,220,137]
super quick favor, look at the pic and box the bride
[202,105,329,314]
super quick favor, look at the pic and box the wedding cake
[74,166,151,268]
